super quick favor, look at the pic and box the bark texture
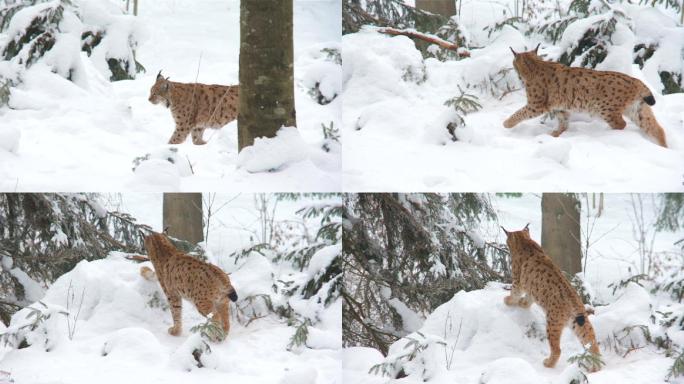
[541,193,581,275]
[163,193,203,245]
[415,0,456,17]
[238,0,296,150]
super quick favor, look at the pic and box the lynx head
[149,71,172,107]
[509,44,541,79]
[501,223,532,255]
[144,232,176,262]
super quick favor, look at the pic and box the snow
[8,267,44,303]
[1,256,13,271]
[0,0,341,192]
[307,244,341,280]
[237,127,310,173]
[342,1,684,192]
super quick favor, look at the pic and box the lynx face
[148,73,171,107]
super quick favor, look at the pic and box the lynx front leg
[168,123,192,144]
[503,105,545,128]
[504,286,531,308]
[168,294,183,336]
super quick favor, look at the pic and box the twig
[377,27,470,57]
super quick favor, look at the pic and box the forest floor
[342,0,684,192]
[0,0,341,191]
[344,194,684,384]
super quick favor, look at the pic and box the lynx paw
[503,118,515,128]
[168,326,182,336]
[543,356,558,368]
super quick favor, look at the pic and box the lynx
[502,224,601,371]
[148,71,239,145]
[142,232,238,340]
[503,45,667,147]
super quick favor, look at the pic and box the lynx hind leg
[543,316,563,368]
[601,111,627,130]
[215,297,230,335]
[503,105,545,129]
[195,298,226,341]
[550,110,569,137]
[191,128,207,145]
[626,101,668,147]
[168,294,183,336]
[572,315,602,372]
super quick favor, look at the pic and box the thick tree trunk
[541,193,581,275]
[162,193,203,245]
[238,0,296,151]
[415,0,456,18]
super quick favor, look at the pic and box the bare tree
[541,193,581,275]
[238,0,296,150]
[163,193,203,244]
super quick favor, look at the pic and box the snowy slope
[0,253,341,384]
[344,193,684,384]
[342,0,684,192]
[0,0,341,192]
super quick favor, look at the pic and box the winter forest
[0,193,342,384]
[0,0,341,191]
[342,0,684,191]
[343,193,684,384]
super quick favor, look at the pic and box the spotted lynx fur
[142,232,238,340]
[503,224,601,371]
[503,46,667,147]
[148,71,239,145]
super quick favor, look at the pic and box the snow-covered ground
[0,194,342,384]
[342,0,684,192]
[344,194,684,384]
[0,0,341,191]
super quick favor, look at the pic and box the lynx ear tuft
[501,226,510,235]
[163,226,170,235]
[534,43,541,54]
[523,223,530,232]
[156,70,163,80]
[509,46,517,55]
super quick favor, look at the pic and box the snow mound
[129,158,181,191]
[0,126,20,153]
[280,366,317,384]
[237,127,310,173]
[480,357,542,384]
[355,281,676,383]
[101,327,163,362]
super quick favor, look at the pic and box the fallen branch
[125,254,149,262]
[378,27,470,57]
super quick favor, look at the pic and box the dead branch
[378,27,470,57]
[125,255,149,262]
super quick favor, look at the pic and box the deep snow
[342,0,684,192]
[344,193,684,384]
[0,0,341,192]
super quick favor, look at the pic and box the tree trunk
[238,0,296,151]
[162,193,204,245]
[415,0,456,18]
[541,193,581,275]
